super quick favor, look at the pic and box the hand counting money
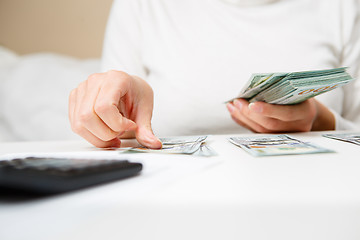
[228,67,354,105]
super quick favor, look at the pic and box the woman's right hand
[69,70,162,149]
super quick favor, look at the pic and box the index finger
[94,71,137,132]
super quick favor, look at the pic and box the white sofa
[0,46,100,142]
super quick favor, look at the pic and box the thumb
[135,124,162,149]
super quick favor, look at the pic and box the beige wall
[0,0,113,58]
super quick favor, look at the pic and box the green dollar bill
[228,135,334,157]
[323,133,360,146]
[227,67,353,105]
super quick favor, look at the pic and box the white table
[1,132,360,240]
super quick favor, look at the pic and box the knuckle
[71,121,85,134]
[106,70,132,89]
[77,81,86,90]
[87,73,101,82]
[69,88,77,101]
[94,102,112,115]
[69,88,76,97]
[107,70,129,79]
[78,110,94,123]
[87,73,104,86]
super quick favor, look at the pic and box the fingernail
[249,103,263,113]
[144,130,162,149]
[153,137,162,149]
[226,103,235,113]
[234,100,243,110]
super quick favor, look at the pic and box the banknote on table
[120,136,217,157]
[192,142,218,157]
[323,132,360,146]
[227,67,354,105]
[228,135,334,157]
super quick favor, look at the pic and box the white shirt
[101,0,360,137]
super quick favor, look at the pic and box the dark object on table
[0,157,142,195]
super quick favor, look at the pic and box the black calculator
[0,157,142,194]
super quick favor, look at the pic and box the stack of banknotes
[117,133,359,157]
[229,67,353,105]
[323,132,360,146]
[120,135,217,157]
[228,135,333,157]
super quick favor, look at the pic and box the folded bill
[228,67,354,105]
[228,135,334,157]
[323,133,360,146]
[193,142,218,157]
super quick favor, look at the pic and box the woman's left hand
[226,98,335,133]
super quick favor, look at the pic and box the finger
[134,91,162,149]
[77,77,122,141]
[229,100,303,133]
[226,103,252,129]
[135,125,162,149]
[71,82,121,147]
[248,100,313,121]
[94,71,137,133]
[75,125,121,148]
[68,88,77,127]
[244,101,313,132]
[228,101,272,133]
[73,81,87,131]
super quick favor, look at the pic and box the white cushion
[0,47,100,141]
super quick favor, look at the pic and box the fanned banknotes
[228,135,334,157]
[323,132,360,146]
[120,136,217,157]
[228,67,354,105]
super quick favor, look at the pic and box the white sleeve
[335,0,360,130]
[100,0,147,79]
